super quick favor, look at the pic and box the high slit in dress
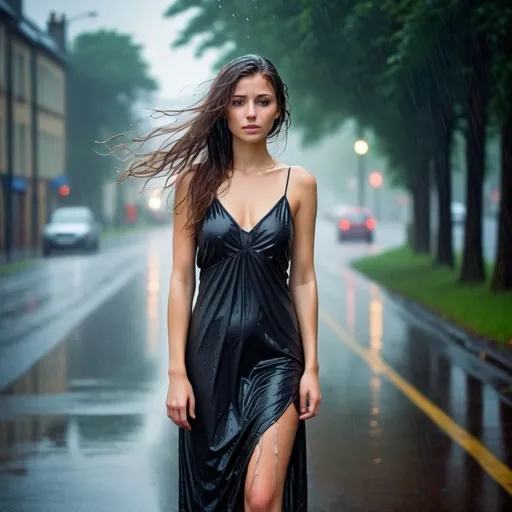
[179,167,308,511]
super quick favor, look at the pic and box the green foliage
[164,0,415,184]
[163,0,512,182]
[352,245,512,344]
[481,0,512,123]
[67,30,157,218]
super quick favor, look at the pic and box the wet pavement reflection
[0,222,511,511]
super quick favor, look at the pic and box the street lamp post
[368,171,384,219]
[47,10,98,51]
[67,11,98,24]
[354,139,369,208]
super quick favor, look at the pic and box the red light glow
[339,219,351,230]
[59,185,70,196]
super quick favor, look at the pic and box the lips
[242,125,260,129]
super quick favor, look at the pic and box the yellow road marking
[319,310,512,496]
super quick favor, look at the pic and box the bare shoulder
[288,165,317,202]
[174,166,196,194]
[173,166,197,214]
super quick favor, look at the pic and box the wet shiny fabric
[179,174,308,511]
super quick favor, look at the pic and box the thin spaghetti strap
[284,167,291,197]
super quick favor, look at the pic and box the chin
[235,132,269,143]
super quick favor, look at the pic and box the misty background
[17,0,420,226]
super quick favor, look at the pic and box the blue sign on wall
[12,177,27,192]
[0,175,27,192]
[49,175,69,189]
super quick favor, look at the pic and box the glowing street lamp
[354,139,369,155]
[148,196,161,210]
[354,139,369,207]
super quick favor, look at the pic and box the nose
[246,101,256,119]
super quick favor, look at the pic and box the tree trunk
[459,19,491,283]
[410,161,431,253]
[434,104,454,268]
[491,112,512,291]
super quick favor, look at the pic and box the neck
[231,137,275,173]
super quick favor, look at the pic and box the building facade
[0,0,66,256]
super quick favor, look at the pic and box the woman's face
[225,73,280,143]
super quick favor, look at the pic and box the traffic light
[59,184,70,196]
[368,171,383,188]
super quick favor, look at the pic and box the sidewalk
[0,247,40,266]
[0,223,165,271]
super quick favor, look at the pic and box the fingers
[166,398,178,424]
[299,392,322,420]
[178,404,191,431]
[167,397,192,431]
[300,389,308,417]
[188,393,196,420]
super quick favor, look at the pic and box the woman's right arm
[166,171,197,430]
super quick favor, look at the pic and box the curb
[386,290,512,378]
[0,259,39,277]
[0,225,166,276]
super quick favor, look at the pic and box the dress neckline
[214,195,289,235]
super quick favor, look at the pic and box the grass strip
[351,246,512,345]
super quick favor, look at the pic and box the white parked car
[43,206,101,256]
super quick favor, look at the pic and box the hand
[299,369,322,420]
[166,371,196,431]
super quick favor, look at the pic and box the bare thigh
[244,403,299,511]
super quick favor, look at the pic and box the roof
[0,0,16,18]
[0,1,66,64]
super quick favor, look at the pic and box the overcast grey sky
[25,0,220,101]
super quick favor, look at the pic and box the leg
[244,403,299,512]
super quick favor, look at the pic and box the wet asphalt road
[0,220,511,512]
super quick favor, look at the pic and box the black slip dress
[179,167,308,511]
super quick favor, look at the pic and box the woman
[116,54,320,511]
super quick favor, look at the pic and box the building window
[0,118,5,172]
[0,28,5,90]
[12,50,27,99]
[13,50,27,100]
[18,53,25,98]
[37,62,64,114]
[13,123,28,176]
[19,124,27,175]
[38,131,64,179]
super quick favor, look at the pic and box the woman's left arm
[289,167,322,420]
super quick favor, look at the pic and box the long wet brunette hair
[108,54,291,237]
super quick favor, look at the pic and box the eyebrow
[232,93,273,98]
